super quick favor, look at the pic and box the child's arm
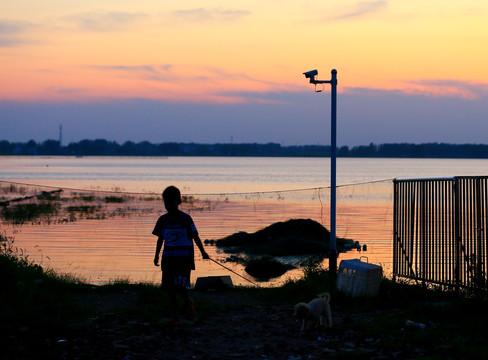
[154,236,163,266]
[194,235,210,259]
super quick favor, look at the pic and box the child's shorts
[161,269,191,291]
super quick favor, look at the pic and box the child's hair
[162,185,182,204]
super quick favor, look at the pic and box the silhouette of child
[153,185,209,323]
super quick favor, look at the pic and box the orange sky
[2,0,487,103]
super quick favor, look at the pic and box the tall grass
[1,202,60,224]
[1,232,88,334]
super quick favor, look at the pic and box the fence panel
[393,176,488,291]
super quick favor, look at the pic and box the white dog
[293,293,332,331]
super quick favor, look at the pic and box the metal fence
[393,176,488,291]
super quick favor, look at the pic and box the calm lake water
[2,156,488,286]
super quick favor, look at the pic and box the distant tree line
[2,139,488,158]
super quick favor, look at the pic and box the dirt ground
[43,289,433,360]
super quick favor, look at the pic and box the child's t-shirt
[152,210,198,271]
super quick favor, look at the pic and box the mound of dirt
[216,218,354,257]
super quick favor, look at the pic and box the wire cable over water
[0,178,394,197]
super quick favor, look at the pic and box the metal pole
[302,68,338,275]
[329,69,338,274]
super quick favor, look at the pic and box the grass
[0,202,60,224]
[0,183,28,196]
[65,204,104,221]
[104,196,126,203]
[0,188,147,226]
[1,233,88,338]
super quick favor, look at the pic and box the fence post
[393,179,398,283]
[475,177,483,289]
[453,177,461,294]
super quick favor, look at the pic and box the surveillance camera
[303,69,318,79]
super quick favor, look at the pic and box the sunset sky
[1,0,487,146]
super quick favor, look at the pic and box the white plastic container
[336,258,382,297]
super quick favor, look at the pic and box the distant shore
[3,139,488,158]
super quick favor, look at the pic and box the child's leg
[168,289,179,321]
[162,271,181,323]
[178,270,195,320]
[182,290,195,320]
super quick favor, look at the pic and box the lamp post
[303,69,338,275]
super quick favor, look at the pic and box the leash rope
[208,257,260,287]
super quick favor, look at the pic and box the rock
[195,276,234,291]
